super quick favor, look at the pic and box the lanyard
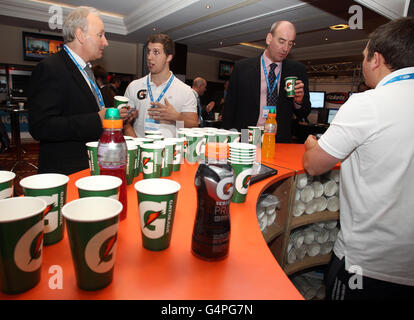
[147,73,175,103]
[63,45,105,108]
[382,73,414,86]
[262,55,281,99]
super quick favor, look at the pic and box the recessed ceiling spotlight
[329,24,349,31]
[206,5,211,9]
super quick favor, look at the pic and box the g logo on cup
[235,168,253,195]
[139,201,168,239]
[84,224,118,274]
[14,220,44,272]
[204,176,234,201]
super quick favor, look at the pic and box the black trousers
[324,253,414,300]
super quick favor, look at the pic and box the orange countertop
[1,145,306,300]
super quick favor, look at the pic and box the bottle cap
[102,108,123,129]
[205,142,229,160]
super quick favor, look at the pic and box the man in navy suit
[28,6,108,174]
[222,21,311,142]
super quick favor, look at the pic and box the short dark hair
[147,33,175,57]
[92,65,108,83]
[367,17,414,70]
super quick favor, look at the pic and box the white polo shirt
[318,67,414,286]
[124,73,197,138]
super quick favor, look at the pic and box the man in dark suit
[28,6,108,175]
[222,21,311,142]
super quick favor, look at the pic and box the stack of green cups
[0,171,16,199]
[228,143,256,203]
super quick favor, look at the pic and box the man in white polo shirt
[303,17,414,299]
[123,34,198,138]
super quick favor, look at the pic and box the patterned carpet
[0,143,39,196]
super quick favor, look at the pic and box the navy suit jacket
[28,49,103,175]
[222,55,311,142]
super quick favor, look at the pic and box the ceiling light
[325,37,329,41]
[329,24,349,31]
[206,5,211,9]
[239,42,266,50]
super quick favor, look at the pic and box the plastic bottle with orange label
[261,107,277,159]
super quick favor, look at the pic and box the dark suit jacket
[222,56,311,142]
[28,50,103,175]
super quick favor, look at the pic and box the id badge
[144,106,160,131]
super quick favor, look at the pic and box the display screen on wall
[309,91,326,108]
[218,61,234,80]
[22,32,64,61]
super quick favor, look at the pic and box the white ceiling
[0,0,409,66]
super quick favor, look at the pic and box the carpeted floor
[0,143,39,196]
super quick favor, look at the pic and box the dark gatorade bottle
[191,142,234,261]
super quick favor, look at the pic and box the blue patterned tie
[267,63,278,106]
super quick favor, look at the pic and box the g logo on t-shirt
[137,89,147,100]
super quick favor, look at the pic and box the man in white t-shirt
[303,17,414,300]
[123,34,198,138]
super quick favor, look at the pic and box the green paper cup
[185,132,204,164]
[20,174,69,246]
[248,126,261,146]
[86,142,100,175]
[114,96,129,109]
[75,175,122,199]
[0,197,46,294]
[165,138,184,171]
[133,142,142,177]
[62,197,122,291]
[227,131,241,143]
[285,76,297,97]
[216,130,229,143]
[204,132,216,143]
[0,171,16,199]
[155,140,175,177]
[140,143,164,179]
[230,162,254,203]
[135,179,180,251]
[126,141,138,185]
